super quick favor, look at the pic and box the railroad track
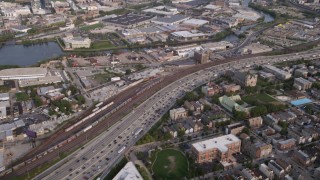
[2,57,244,178]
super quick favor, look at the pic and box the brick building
[191,134,241,163]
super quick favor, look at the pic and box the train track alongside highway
[2,49,320,179]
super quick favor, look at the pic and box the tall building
[191,134,241,163]
[194,50,210,64]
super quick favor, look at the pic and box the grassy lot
[91,40,114,49]
[93,71,121,84]
[242,93,278,105]
[80,23,104,31]
[152,149,188,179]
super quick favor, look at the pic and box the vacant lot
[152,149,188,180]
[91,40,114,49]
[80,23,104,31]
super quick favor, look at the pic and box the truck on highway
[118,146,126,154]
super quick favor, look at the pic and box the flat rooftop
[192,134,240,153]
[0,67,47,77]
[290,98,313,106]
[112,162,143,180]
[103,14,154,26]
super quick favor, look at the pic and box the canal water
[0,42,64,66]
[223,0,275,42]
[0,0,275,66]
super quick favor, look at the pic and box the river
[223,0,275,42]
[0,42,64,66]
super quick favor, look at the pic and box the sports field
[152,149,188,179]
[242,93,278,105]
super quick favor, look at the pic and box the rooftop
[152,14,189,24]
[112,162,143,180]
[192,134,240,153]
[290,98,313,106]
[0,67,47,77]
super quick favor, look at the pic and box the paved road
[37,48,320,180]
[4,48,320,179]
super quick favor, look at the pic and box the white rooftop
[171,31,206,38]
[112,162,143,180]
[183,19,209,26]
[192,134,240,153]
[0,67,47,77]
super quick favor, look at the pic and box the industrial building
[142,6,179,16]
[191,134,241,163]
[103,13,154,27]
[63,35,91,49]
[151,14,190,25]
[0,67,47,80]
[262,65,292,80]
[169,30,208,42]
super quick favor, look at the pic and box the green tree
[69,85,78,95]
[233,107,248,120]
[178,129,185,137]
[16,92,29,102]
[125,69,131,75]
[250,105,268,117]
[241,127,250,135]
[76,95,86,104]
[34,96,43,107]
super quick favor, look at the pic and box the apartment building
[191,134,241,163]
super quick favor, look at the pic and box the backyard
[152,149,188,180]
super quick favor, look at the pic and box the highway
[2,47,320,179]
[35,49,320,180]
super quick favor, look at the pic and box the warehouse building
[0,68,47,80]
[262,65,292,80]
[63,35,91,49]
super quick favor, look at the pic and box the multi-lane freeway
[2,48,320,179]
[34,49,320,180]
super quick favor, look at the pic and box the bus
[118,146,126,154]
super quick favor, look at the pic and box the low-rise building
[232,71,258,87]
[169,107,187,121]
[247,117,263,129]
[275,158,292,173]
[191,134,241,163]
[268,160,285,178]
[222,83,241,93]
[201,82,222,96]
[184,101,203,114]
[262,65,292,80]
[259,163,274,180]
[293,150,317,166]
[169,30,208,42]
[112,162,143,180]
[219,95,249,113]
[293,77,312,90]
[225,122,245,135]
[63,35,91,49]
[288,128,307,144]
[277,138,296,151]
